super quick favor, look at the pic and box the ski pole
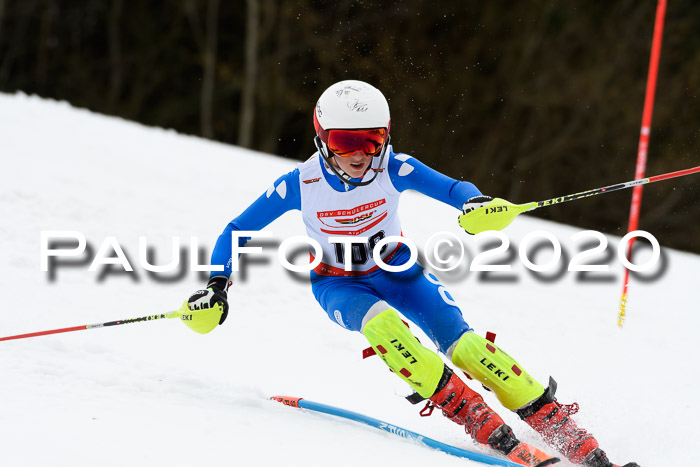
[0,310,183,342]
[0,301,224,342]
[271,396,558,467]
[458,165,700,234]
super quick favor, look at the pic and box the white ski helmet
[313,80,391,186]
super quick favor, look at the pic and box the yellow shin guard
[450,332,544,410]
[362,309,444,398]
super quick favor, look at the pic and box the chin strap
[314,135,390,187]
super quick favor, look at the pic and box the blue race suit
[210,147,482,353]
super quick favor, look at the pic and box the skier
[187,80,638,467]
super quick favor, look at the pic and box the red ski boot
[408,366,561,466]
[417,365,516,452]
[517,378,639,467]
[584,448,640,467]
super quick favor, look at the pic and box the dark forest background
[1,1,698,253]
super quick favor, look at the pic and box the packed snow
[1,93,697,466]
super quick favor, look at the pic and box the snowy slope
[1,93,697,467]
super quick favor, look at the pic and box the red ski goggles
[320,128,388,157]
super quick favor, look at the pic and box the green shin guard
[362,309,444,398]
[450,332,544,410]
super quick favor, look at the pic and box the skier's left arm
[387,152,492,212]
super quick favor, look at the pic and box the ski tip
[535,458,561,466]
[270,395,303,408]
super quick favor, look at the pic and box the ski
[507,441,560,466]
[271,396,559,467]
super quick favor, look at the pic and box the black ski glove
[462,195,493,214]
[187,276,230,325]
[460,195,494,235]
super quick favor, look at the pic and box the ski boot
[428,365,510,448]
[584,448,640,467]
[517,377,639,467]
[409,366,558,466]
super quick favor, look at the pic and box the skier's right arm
[210,169,301,277]
[187,169,301,324]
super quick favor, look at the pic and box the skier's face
[332,152,373,179]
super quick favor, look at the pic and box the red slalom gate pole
[618,0,667,328]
